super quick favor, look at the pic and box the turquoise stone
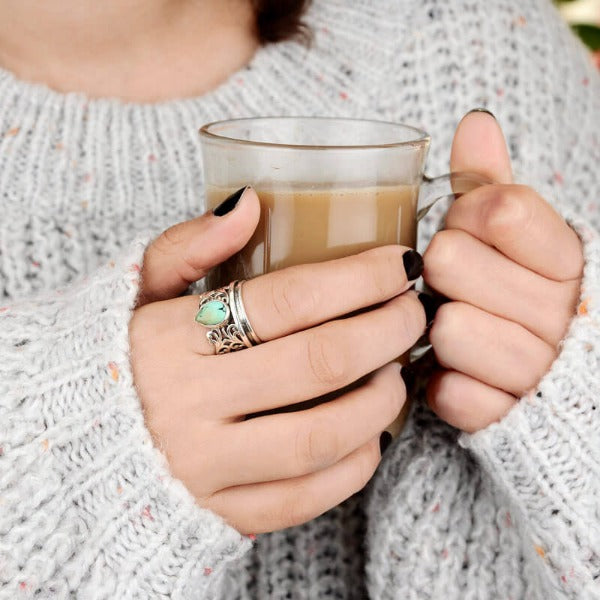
[195,300,229,327]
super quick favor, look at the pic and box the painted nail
[379,431,393,455]
[467,108,496,119]
[213,186,249,217]
[418,293,443,326]
[403,250,424,281]
[401,366,416,393]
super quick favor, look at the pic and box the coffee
[206,184,418,289]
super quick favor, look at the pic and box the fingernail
[403,250,424,281]
[467,107,496,120]
[379,431,393,455]
[400,366,416,393]
[213,186,249,217]
[418,293,442,326]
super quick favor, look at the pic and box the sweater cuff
[459,216,600,588]
[0,237,251,598]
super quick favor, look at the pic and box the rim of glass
[199,117,430,151]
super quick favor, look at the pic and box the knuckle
[150,221,202,283]
[154,222,186,255]
[484,185,533,239]
[374,367,404,419]
[429,302,465,350]
[296,418,340,472]
[428,372,458,412]
[389,298,422,345]
[354,443,380,490]
[306,331,347,387]
[424,230,462,278]
[270,270,318,325]
[279,484,313,529]
[362,246,406,297]
[387,375,405,418]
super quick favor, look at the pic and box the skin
[130,114,583,534]
[132,189,426,534]
[0,0,259,102]
[425,112,583,432]
[0,3,584,533]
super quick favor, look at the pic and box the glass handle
[418,171,494,222]
[410,171,495,363]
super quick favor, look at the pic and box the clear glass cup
[199,117,488,434]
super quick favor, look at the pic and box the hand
[424,111,584,433]
[130,187,426,534]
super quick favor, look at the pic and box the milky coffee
[206,184,418,288]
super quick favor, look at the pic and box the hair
[252,0,313,45]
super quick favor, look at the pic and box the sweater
[0,0,599,598]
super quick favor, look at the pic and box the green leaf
[572,24,600,51]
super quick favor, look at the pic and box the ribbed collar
[0,0,397,218]
[0,0,393,117]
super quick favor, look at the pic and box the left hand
[423,111,584,433]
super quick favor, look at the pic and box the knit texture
[0,0,598,598]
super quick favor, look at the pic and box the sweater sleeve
[459,215,600,596]
[458,50,600,600]
[365,0,600,597]
[0,237,251,599]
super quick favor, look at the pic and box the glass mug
[199,117,488,435]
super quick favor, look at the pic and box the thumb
[138,186,260,306]
[450,110,513,184]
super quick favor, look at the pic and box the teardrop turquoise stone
[195,300,228,327]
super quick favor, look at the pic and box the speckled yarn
[0,0,599,598]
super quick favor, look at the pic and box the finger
[444,184,584,282]
[424,229,580,346]
[189,246,422,356]
[202,436,381,535]
[201,291,425,417]
[427,370,516,433]
[430,302,556,397]
[209,363,405,488]
[450,110,513,185]
[139,186,260,305]
[239,245,422,343]
[184,245,422,356]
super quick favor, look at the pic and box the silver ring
[195,280,262,354]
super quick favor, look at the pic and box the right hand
[130,187,426,534]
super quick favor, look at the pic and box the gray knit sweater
[1,0,599,598]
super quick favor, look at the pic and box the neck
[0,0,259,102]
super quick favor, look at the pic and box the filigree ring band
[195,280,262,354]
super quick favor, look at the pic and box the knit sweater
[0,0,599,598]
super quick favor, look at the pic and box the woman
[0,0,598,598]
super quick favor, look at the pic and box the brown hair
[252,0,313,45]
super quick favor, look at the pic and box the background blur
[556,0,600,68]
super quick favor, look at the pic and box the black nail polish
[379,431,393,455]
[418,293,442,326]
[467,108,496,120]
[213,186,248,217]
[401,366,416,393]
[403,250,424,281]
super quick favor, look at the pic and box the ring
[195,280,262,354]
